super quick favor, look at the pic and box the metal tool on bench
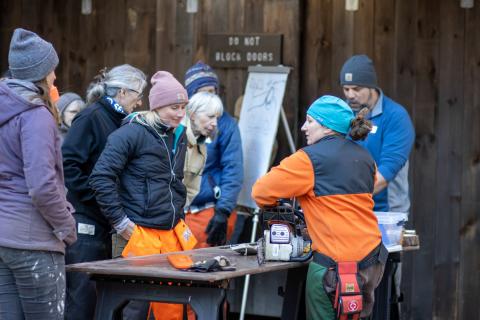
[229,242,258,255]
[257,204,312,265]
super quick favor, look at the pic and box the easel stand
[239,65,296,320]
[238,209,260,319]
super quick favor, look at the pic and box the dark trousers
[0,246,65,320]
[65,214,112,320]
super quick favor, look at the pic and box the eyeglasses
[127,88,144,100]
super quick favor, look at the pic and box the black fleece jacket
[62,98,124,227]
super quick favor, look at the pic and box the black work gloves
[206,208,229,246]
[188,255,236,272]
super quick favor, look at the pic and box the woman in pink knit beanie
[89,71,196,320]
[148,71,189,127]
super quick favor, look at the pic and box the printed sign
[208,34,282,68]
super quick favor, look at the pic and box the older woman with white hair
[183,91,224,207]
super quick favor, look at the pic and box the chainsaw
[257,204,312,265]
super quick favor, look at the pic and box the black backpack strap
[313,243,387,271]
[312,251,337,269]
[358,243,388,270]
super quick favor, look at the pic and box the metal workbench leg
[372,259,393,320]
[189,287,225,320]
[372,253,400,320]
[281,265,308,320]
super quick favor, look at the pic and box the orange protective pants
[185,207,237,248]
[122,222,196,320]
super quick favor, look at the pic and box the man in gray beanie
[340,54,415,317]
[8,28,59,83]
[340,54,414,213]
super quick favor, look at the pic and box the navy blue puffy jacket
[89,119,187,230]
[190,112,243,213]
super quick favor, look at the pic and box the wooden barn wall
[0,0,301,160]
[0,0,158,99]
[155,0,302,159]
[1,0,479,319]
[301,1,480,319]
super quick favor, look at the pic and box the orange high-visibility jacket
[252,135,382,262]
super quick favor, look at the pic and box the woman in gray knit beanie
[7,28,61,121]
[0,28,76,319]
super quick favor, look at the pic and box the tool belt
[313,244,388,320]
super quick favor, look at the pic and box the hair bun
[357,107,370,119]
[350,107,372,141]
[93,67,107,84]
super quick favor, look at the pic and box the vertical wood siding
[1,1,478,318]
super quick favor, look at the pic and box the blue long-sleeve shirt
[355,93,415,212]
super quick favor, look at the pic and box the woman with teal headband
[253,95,386,319]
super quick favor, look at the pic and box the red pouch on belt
[335,262,363,320]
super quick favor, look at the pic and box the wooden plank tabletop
[66,246,306,282]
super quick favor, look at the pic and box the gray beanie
[339,54,378,88]
[57,92,84,114]
[8,28,59,82]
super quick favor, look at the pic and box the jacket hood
[0,79,43,127]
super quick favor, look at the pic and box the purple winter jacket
[0,80,76,254]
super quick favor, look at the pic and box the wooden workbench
[66,246,307,320]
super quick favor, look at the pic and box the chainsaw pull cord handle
[289,250,313,262]
[293,208,305,223]
[291,201,312,262]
